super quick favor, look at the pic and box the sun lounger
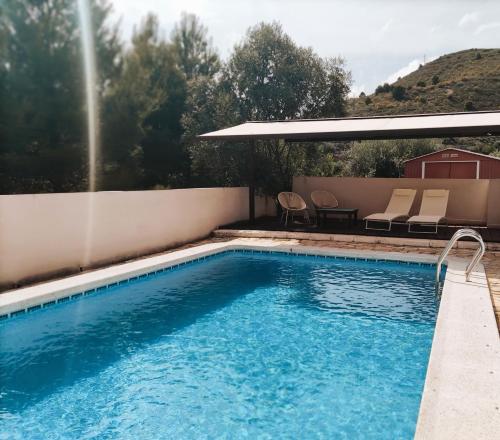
[364,188,417,231]
[277,192,311,226]
[408,189,449,233]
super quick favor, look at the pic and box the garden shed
[403,147,500,179]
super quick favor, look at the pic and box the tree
[226,23,350,121]
[464,100,476,111]
[375,83,392,94]
[0,0,121,193]
[102,14,188,189]
[342,139,438,177]
[185,22,350,194]
[171,13,219,81]
[391,85,406,101]
[182,76,243,187]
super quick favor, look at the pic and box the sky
[110,0,500,95]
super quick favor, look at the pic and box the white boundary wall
[0,188,272,288]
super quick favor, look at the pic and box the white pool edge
[1,238,498,439]
[414,256,500,439]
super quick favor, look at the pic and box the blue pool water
[0,252,437,439]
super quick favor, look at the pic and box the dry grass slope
[349,49,500,116]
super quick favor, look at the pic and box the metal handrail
[436,228,486,283]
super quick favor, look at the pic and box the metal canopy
[198,110,500,142]
[198,110,500,223]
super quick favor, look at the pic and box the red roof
[403,147,500,163]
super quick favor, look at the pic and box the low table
[315,207,358,227]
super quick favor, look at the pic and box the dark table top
[315,207,358,213]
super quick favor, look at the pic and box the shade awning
[198,110,500,141]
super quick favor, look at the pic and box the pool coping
[414,256,500,439]
[1,238,499,439]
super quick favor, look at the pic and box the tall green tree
[182,76,243,187]
[101,14,187,189]
[226,22,350,121]
[185,22,351,193]
[102,12,222,190]
[0,0,121,193]
[171,12,219,81]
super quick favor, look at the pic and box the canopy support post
[248,140,256,223]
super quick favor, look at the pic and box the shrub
[464,101,476,111]
[375,83,392,95]
[475,52,482,60]
[342,139,438,178]
[432,75,440,85]
[417,81,426,87]
[359,91,366,98]
[365,96,372,105]
[391,85,406,101]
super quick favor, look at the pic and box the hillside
[349,49,500,116]
[347,49,500,153]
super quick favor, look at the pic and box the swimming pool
[0,251,437,439]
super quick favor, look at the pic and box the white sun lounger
[408,189,449,233]
[364,188,417,231]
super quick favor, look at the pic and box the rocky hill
[349,49,500,116]
[347,49,500,153]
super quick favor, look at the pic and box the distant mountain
[347,49,500,152]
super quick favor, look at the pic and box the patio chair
[311,190,339,209]
[364,188,417,231]
[407,189,449,233]
[277,192,311,227]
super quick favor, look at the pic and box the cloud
[386,59,421,84]
[385,56,438,84]
[474,22,500,35]
[458,12,480,27]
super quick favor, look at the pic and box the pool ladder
[435,228,486,294]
